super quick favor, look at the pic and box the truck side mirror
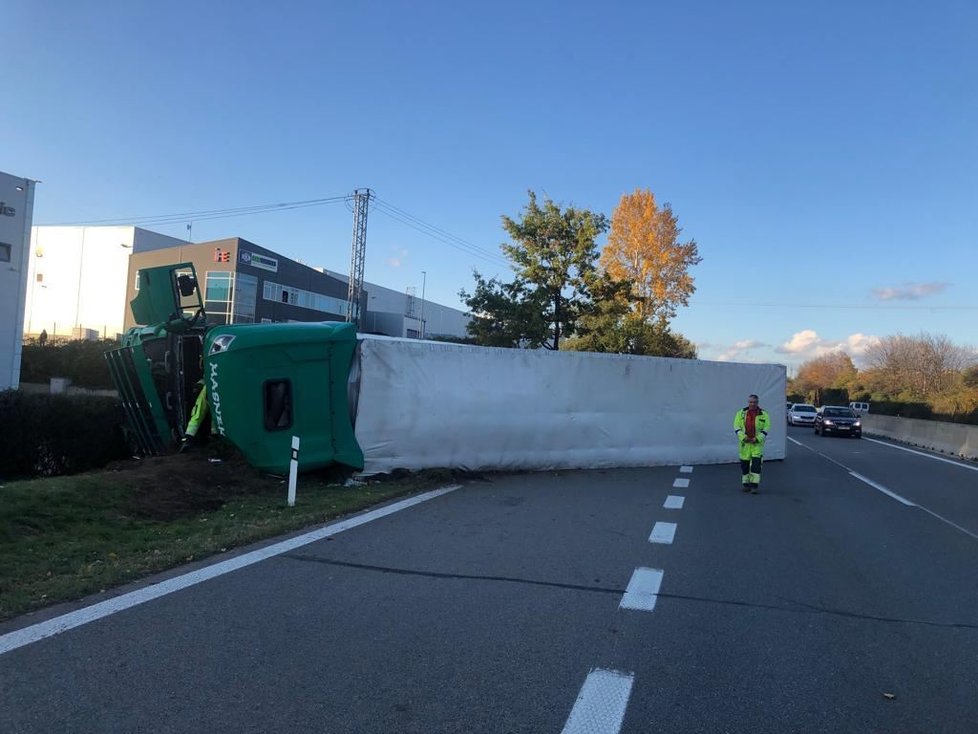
[177,275,198,297]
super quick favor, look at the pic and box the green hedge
[19,340,117,390]
[871,400,978,425]
[0,392,130,480]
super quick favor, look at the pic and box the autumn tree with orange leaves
[599,189,701,325]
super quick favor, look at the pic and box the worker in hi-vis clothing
[180,379,210,452]
[733,394,770,494]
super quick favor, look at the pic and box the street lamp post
[28,242,44,336]
[74,229,87,335]
[420,270,427,340]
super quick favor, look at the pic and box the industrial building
[25,226,187,340]
[123,236,358,328]
[22,224,470,341]
[124,235,471,339]
[0,171,36,390]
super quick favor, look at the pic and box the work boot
[750,483,759,494]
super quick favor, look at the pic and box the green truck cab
[106,263,364,474]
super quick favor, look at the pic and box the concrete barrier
[864,414,978,462]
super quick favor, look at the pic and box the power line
[44,190,516,270]
[693,302,978,311]
[376,198,505,262]
[374,200,508,265]
[46,195,350,227]
[373,200,512,269]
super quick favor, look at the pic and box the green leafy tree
[459,272,550,348]
[563,274,697,358]
[500,191,608,350]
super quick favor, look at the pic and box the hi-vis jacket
[733,407,771,445]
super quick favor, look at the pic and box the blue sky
[4,0,976,369]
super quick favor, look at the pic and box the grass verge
[0,447,458,623]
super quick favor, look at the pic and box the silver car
[788,403,817,426]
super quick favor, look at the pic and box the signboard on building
[239,250,278,273]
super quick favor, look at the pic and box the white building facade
[25,226,186,340]
[325,271,470,339]
[0,171,36,390]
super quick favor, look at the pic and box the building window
[263,380,293,431]
[134,271,140,291]
[0,243,11,262]
[406,329,420,339]
[205,271,234,325]
[205,271,233,301]
[261,279,351,317]
[233,273,258,323]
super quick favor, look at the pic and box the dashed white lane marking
[649,521,677,545]
[863,437,978,472]
[849,472,914,506]
[680,465,694,473]
[663,495,685,509]
[672,477,690,488]
[0,485,463,657]
[619,567,664,612]
[787,436,804,446]
[561,668,635,734]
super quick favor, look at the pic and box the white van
[849,402,870,416]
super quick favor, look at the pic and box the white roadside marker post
[288,436,300,507]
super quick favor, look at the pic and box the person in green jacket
[733,394,770,494]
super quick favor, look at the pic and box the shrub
[19,340,118,390]
[0,391,130,480]
[870,401,933,420]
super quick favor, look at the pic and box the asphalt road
[2,427,976,733]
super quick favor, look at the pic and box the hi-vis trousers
[738,439,764,486]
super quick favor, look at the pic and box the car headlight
[823,419,834,425]
[854,420,861,427]
[209,334,236,355]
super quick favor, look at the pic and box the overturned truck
[107,263,787,475]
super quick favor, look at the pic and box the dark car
[814,405,862,438]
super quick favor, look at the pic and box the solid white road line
[789,433,978,541]
[619,567,664,612]
[672,477,690,488]
[849,472,978,540]
[863,437,978,472]
[663,495,685,509]
[649,521,677,545]
[0,485,463,657]
[561,668,635,734]
[680,465,694,473]
[849,472,915,506]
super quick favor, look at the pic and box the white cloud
[776,329,821,355]
[715,339,767,362]
[776,329,879,365]
[385,248,409,268]
[872,281,949,301]
[844,333,877,357]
